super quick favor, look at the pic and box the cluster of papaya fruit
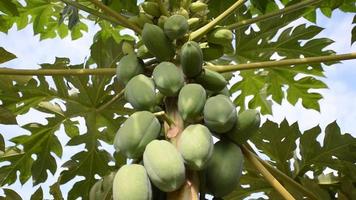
[90,1,261,199]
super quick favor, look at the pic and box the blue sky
[0,7,356,200]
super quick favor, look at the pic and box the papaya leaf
[0,134,4,153]
[0,0,19,16]
[0,106,17,125]
[30,187,43,200]
[0,47,16,64]
[0,189,21,200]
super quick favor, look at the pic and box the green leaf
[0,0,19,16]
[0,47,16,64]
[0,189,21,200]
[30,187,43,200]
[0,106,17,124]
[0,134,4,153]
[106,0,139,15]
[50,178,64,200]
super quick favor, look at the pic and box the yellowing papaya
[113,111,161,159]
[178,124,214,170]
[164,15,189,40]
[181,41,203,78]
[205,140,244,197]
[152,62,184,96]
[142,24,175,61]
[116,53,144,84]
[226,109,261,145]
[141,2,161,17]
[124,74,156,111]
[195,69,227,92]
[207,28,233,46]
[113,164,152,200]
[203,94,236,133]
[89,172,115,200]
[178,84,206,120]
[143,140,186,192]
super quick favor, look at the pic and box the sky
[0,7,356,200]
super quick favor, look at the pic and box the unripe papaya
[207,86,230,97]
[129,13,153,28]
[164,15,189,40]
[113,164,152,200]
[221,72,234,81]
[200,43,224,61]
[152,62,184,96]
[189,1,208,13]
[207,28,233,46]
[158,16,168,29]
[116,53,144,84]
[205,140,244,197]
[226,109,261,145]
[195,69,227,92]
[203,94,236,133]
[125,74,156,110]
[142,2,161,17]
[142,24,175,61]
[89,172,115,200]
[114,111,161,158]
[178,124,214,170]
[176,8,190,19]
[137,44,153,59]
[143,140,186,192]
[181,41,203,78]
[178,84,206,120]
[122,41,134,55]
[187,17,200,30]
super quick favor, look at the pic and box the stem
[244,144,319,200]
[189,0,247,40]
[60,0,119,24]
[88,0,142,34]
[241,145,296,200]
[154,111,176,126]
[96,90,125,112]
[226,0,322,30]
[2,52,356,76]
[205,52,356,73]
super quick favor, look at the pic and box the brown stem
[241,145,296,200]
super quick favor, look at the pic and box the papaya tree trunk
[164,97,200,200]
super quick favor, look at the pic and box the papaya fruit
[143,140,186,192]
[178,124,214,170]
[189,1,208,13]
[195,69,227,92]
[207,86,230,97]
[142,2,161,17]
[221,71,234,81]
[137,44,153,59]
[226,109,261,145]
[129,13,153,28]
[164,15,189,40]
[178,84,206,120]
[113,111,161,158]
[203,94,236,133]
[116,53,144,85]
[207,28,233,46]
[187,17,200,30]
[124,74,156,111]
[200,42,224,61]
[89,172,115,200]
[180,41,203,78]
[113,164,152,200]
[152,62,184,96]
[205,140,244,197]
[158,15,168,29]
[142,24,175,61]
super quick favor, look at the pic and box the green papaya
[129,13,153,28]
[207,28,233,46]
[137,44,153,59]
[142,24,175,61]
[152,62,184,96]
[195,69,227,92]
[205,140,244,197]
[114,111,161,158]
[221,71,234,81]
[116,53,144,84]
[200,43,224,61]
[176,8,190,19]
[207,86,230,97]
[125,74,156,110]
[158,15,168,29]
[122,41,134,55]
[89,172,115,200]
[142,2,161,17]
[203,94,236,133]
[143,140,186,192]
[180,41,203,78]
[187,17,200,30]
[226,109,261,145]
[178,124,214,170]
[178,84,206,120]
[164,15,189,40]
[189,1,208,13]
[113,164,152,200]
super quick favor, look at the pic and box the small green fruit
[181,41,203,78]
[143,140,186,192]
[142,2,161,17]
[203,95,236,133]
[152,62,184,96]
[113,164,152,200]
[116,53,144,84]
[178,84,206,120]
[207,28,233,46]
[164,15,189,40]
[195,69,227,92]
[189,1,208,13]
[125,74,156,110]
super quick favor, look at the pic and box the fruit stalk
[241,145,296,200]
